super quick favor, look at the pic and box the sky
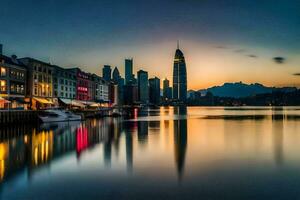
[0,0,300,90]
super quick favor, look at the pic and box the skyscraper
[137,70,149,104]
[149,77,160,105]
[103,65,111,82]
[173,42,187,102]
[112,66,121,84]
[163,78,172,100]
[125,58,133,85]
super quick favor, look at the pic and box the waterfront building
[102,65,111,82]
[0,54,27,109]
[109,83,118,106]
[173,43,187,102]
[53,65,76,100]
[92,74,109,103]
[137,70,149,104]
[117,77,125,105]
[18,57,53,109]
[163,78,172,100]
[123,80,138,105]
[125,58,133,85]
[149,77,160,105]
[68,68,93,101]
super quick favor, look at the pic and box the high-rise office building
[149,77,160,105]
[163,78,172,100]
[112,67,121,84]
[173,42,187,102]
[137,70,149,104]
[125,58,133,85]
[102,65,111,82]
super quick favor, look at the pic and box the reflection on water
[1,107,300,199]
[174,106,187,180]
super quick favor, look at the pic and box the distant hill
[195,82,297,98]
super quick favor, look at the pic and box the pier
[0,107,125,126]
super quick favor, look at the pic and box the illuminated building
[0,50,27,109]
[18,57,54,109]
[92,74,109,103]
[69,68,93,101]
[172,42,187,102]
[53,65,76,99]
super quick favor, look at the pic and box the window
[38,74,42,82]
[20,85,24,93]
[10,84,15,92]
[0,80,6,92]
[34,73,37,79]
[0,67,6,76]
[34,84,38,95]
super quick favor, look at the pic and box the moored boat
[38,109,82,123]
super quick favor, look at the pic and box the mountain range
[188,82,297,98]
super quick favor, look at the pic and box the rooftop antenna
[177,40,179,49]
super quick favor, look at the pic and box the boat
[111,108,122,117]
[38,109,82,123]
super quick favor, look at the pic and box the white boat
[38,109,82,123]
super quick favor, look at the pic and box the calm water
[1,106,300,199]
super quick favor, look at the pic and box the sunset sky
[0,0,299,90]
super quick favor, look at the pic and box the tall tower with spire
[172,41,187,102]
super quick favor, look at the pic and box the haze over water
[1,107,300,199]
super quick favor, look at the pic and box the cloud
[293,73,300,76]
[273,57,286,64]
[234,49,246,53]
[248,54,258,58]
[215,45,228,49]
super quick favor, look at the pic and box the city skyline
[1,0,300,90]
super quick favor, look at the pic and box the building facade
[19,57,53,109]
[137,70,149,104]
[0,54,27,108]
[112,67,121,84]
[149,77,160,105]
[125,58,133,85]
[163,78,172,100]
[53,65,76,99]
[173,44,187,102]
[102,65,111,82]
[69,68,93,101]
[123,82,138,105]
[92,74,109,102]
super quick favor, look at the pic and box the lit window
[0,80,6,92]
[0,67,6,76]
